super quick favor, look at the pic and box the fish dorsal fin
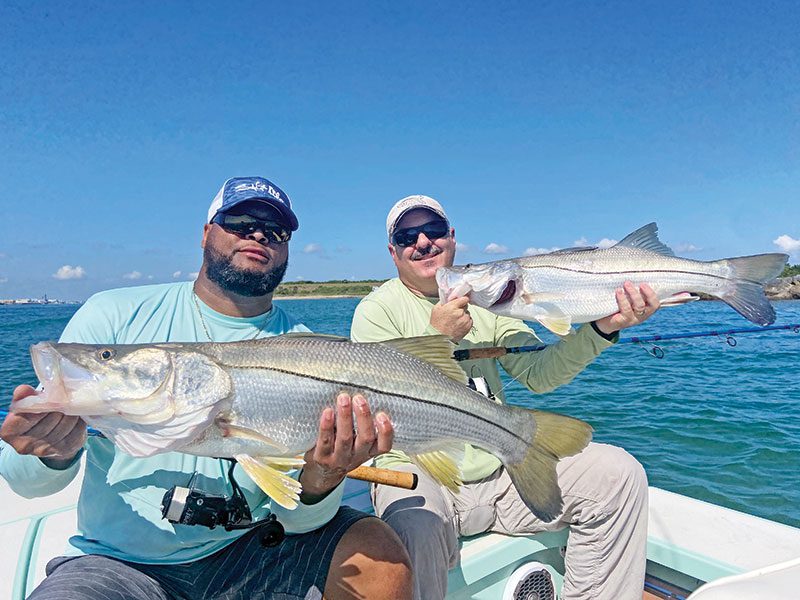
[615,223,675,256]
[379,335,468,385]
[277,332,350,342]
[235,454,304,510]
[548,245,598,254]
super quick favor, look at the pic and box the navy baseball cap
[207,176,299,231]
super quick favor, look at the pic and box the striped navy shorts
[30,506,369,600]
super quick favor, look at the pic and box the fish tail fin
[718,253,787,326]
[505,410,593,522]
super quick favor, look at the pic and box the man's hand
[594,281,660,335]
[431,296,473,342]
[300,393,394,502]
[1,385,86,470]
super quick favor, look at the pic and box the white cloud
[484,243,509,255]
[675,243,702,253]
[147,275,153,280]
[172,270,182,278]
[0,276,8,284]
[456,242,470,252]
[123,271,142,280]
[524,246,560,256]
[774,234,800,256]
[187,272,199,279]
[596,238,618,249]
[303,243,324,254]
[573,237,589,247]
[53,265,86,280]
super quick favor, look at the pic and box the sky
[1,1,799,301]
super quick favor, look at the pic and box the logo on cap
[233,181,284,203]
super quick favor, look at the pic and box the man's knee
[383,503,455,548]
[327,517,412,599]
[592,445,648,512]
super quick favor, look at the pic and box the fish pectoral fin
[379,336,468,385]
[409,449,463,492]
[520,292,563,305]
[218,421,291,454]
[660,292,700,307]
[235,454,304,510]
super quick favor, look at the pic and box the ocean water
[1,299,799,528]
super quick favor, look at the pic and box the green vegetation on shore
[781,264,800,278]
[275,279,388,297]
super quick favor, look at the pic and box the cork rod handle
[347,465,418,490]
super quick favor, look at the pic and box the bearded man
[0,177,411,600]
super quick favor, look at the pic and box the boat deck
[4,470,800,599]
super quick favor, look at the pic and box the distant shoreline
[274,294,363,300]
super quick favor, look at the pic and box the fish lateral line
[516,265,738,282]
[217,363,533,447]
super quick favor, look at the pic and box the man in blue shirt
[0,176,412,600]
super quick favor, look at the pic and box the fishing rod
[452,323,800,361]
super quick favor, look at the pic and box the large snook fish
[13,333,592,520]
[436,223,788,335]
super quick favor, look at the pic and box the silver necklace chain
[192,291,270,342]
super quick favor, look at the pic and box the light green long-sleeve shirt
[350,277,615,482]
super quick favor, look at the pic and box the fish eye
[97,348,116,361]
[465,263,473,268]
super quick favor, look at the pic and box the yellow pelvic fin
[380,335,468,385]
[235,454,304,510]
[409,450,463,492]
[660,292,700,307]
[535,314,573,336]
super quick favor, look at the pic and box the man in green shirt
[351,195,660,600]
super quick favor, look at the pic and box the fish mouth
[15,343,69,413]
[18,343,93,414]
[490,280,517,307]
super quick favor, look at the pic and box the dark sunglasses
[212,213,292,244]
[392,220,450,247]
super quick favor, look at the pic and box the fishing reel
[160,458,285,547]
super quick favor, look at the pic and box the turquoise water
[2,299,799,528]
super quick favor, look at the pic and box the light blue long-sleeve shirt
[0,281,345,563]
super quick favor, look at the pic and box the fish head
[17,342,176,418]
[436,261,521,309]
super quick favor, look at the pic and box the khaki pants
[372,443,648,600]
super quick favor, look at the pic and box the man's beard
[204,245,288,297]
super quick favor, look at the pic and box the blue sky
[1,1,798,301]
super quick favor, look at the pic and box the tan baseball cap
[386,195,449,241]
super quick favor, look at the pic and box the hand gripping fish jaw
[160,458,285,547]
